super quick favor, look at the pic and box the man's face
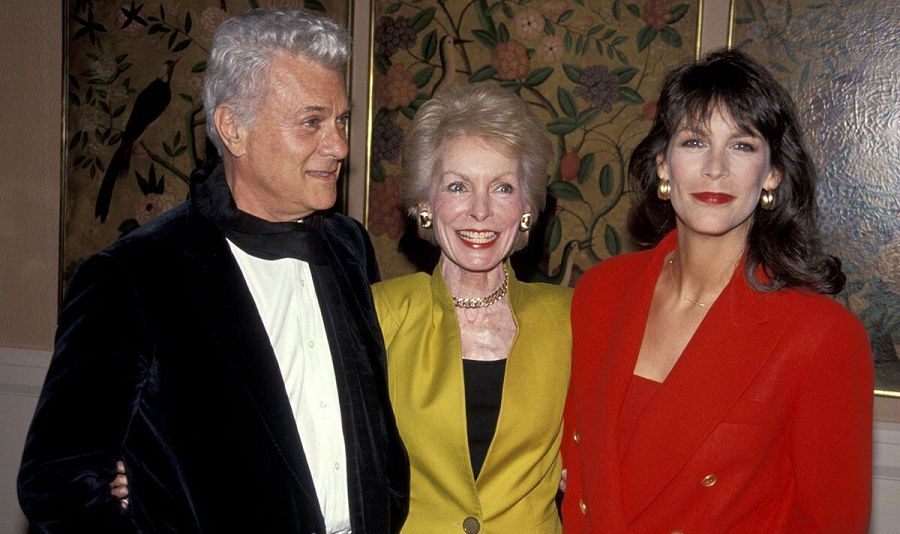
[227,53,349,222]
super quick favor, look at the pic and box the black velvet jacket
[18,164,409,533]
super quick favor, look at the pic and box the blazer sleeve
[788,310,873,531]
[18,253,147,532]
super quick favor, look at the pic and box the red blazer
[562,232,873,533]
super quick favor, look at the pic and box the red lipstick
[692,192,736,204]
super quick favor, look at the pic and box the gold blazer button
[701,474,718,487]
[573,431,581,444]
[462,516,480,534]
[579,499,588,514]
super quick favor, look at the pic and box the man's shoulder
[99,201,195,264]
[321,212,365,235]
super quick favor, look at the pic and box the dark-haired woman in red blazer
[562,48,873,533]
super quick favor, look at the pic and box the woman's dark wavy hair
[627,48,845,294]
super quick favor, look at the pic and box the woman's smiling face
[657,107,781,240]
[426,135,527,274]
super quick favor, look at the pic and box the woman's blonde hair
[401,83,553,237]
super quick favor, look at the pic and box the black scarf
[189,163,329,264]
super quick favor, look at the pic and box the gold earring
[656,179,671,201]
[418,209,433,228]
[760,188,775,210]
[519,212,533,232]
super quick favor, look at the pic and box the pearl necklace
[451,264,510,309]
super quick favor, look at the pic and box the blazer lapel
[620,259,779,521]
[184,207,324,525]
[590,243,667,530]
[430,267,480,486]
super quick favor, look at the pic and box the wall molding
[874,421,900,481]
[0,347,50,399]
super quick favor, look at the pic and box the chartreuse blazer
[373,264,572,534]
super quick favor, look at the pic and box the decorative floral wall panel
[733,0,899,394]
[62,0,347,284]
[367,0,700,282]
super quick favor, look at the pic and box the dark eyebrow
[678,126,707,136]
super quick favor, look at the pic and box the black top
[463,358,507,479]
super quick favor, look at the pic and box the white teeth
[457,230,497,244]
[308,171,332,177]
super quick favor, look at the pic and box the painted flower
[513,7,543,41]
[367,175,405,239]
[538,35,565,62]
[93,56,117,79]
[569,12,595,34]
[375,16,416,58]
[135,188,183,225]
[642,0,674,30]
[199,7,229,43]
[641,99,658,121]
[574,65,619,112]
[373,115,404,163]
[85,139,105,157]
[560,152,580,181]
[108,84,129,102]
[377,64,417,110]
[492,40,530,80]
[78,107,104,133]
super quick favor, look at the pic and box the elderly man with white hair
[18,9,408,533]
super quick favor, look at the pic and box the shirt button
[320,401,328,408]
[461,516,480,533]
[298,277,305,287]
[701,474,718,488]
[334,462,341,471]
[579,499,587,514]
[308,340,315,349]
[573,431,581,444]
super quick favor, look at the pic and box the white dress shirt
[227,240,351,533]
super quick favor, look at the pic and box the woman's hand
[109,460,129,509]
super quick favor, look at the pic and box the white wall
[0,348,48,534]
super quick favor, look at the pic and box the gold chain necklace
[451,264,510,309]
[667,253,708,308]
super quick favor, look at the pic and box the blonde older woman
[373,83,570,533]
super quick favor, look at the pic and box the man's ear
[213,105,247,158]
